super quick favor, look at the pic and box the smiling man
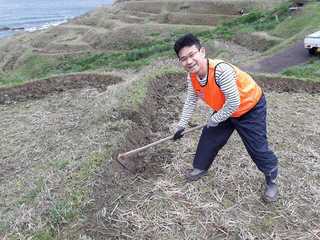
[172,33,279,203]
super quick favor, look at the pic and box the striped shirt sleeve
[210,62,240,125]
[177,74,198,128]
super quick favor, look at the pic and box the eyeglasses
[179,51,200,64]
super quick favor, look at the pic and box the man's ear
[200,47,206,57]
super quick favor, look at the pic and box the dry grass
[84,90,320,240]
[1,59,319,239]
[0,77,129,238]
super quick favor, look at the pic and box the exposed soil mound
[0,73,123,104]
[233,31,283,52]
[253,73,320,93]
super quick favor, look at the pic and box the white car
[304,30,320,55]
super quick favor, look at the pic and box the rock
[0,27,10,31]
[11,27,25,31]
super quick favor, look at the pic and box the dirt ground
[1,65,319,239]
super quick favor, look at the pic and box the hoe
[117,124,205,171]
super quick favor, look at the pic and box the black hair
[174,33,201,57]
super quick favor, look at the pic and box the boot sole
[185,171,208,182]
[262,194,278,203]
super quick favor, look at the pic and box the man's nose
[186,57,193,64]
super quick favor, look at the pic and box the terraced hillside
[0,0,288,76]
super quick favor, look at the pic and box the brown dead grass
[1,58,320,239]
[81,73,320,240]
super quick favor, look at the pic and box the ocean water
[0,0,113,39]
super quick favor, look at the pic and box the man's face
[178,45,205,74]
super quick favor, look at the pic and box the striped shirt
[178,62,240,128]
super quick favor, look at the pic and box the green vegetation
[18,177,45,205]
[48,200,76,227]
[282,58,320,80]
[0,40,175,87]
[2,1,320,87]
[196,1,292,41]
[272,2,320,38]
[61,40,173,72]
[32,230,55,240]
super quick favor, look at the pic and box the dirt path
[242,41,312,73]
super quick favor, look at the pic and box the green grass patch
[48,200,76,227]
[175,1,292,43]
[43,151,108,236]
[0,40,175,87]
[0,72,27,87]
[195,1,292,42]
[49,159,70,170]
[61,40,173,72]
[18,177,46,205]
[272,2,320,38]
[281,58,320,80]
[32,229,55,240]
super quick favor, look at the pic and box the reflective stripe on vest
[190,58,262,117]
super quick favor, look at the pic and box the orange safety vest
[190,59,262,117]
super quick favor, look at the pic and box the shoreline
[0,2,112,40]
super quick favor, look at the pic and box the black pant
[193,95,278,179]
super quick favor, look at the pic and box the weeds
[48,200,76,227]
[32,230,55,240]
[282,58,320,80]
[18,177,46,205]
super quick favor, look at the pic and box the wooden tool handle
[117,124,205,160]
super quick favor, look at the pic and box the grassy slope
[281,58,320,78]
[0,25,209,87]
[1,1,320,87]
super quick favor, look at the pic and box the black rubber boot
[263,183,278,202]
[263,169,278,203]
[185,168,208,182]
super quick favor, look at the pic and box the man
[172,33,278,203]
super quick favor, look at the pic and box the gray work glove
[207,115,218,128]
